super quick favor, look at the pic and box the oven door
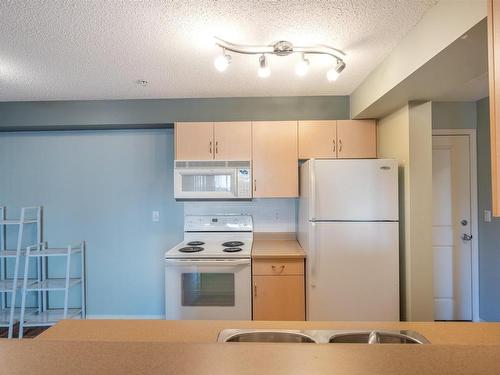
[165,258,251,320]
[174,168,239,199]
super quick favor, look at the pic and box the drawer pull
[271,265,285,273]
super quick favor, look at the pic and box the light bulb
[327,68,340,82]
[327,60,346,82]
[295,55,310,76]
[214,52,231,72]
[258,54,271,78]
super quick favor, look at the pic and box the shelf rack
[19,241,86,338]
[0,206,42,338]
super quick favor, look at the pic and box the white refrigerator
[298,159,400,321]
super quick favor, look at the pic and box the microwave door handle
[165,259,251,266]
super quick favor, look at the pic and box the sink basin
[328,330,430,344]
[218,329,430,344]
[218,330,316,343]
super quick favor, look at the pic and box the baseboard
[86,315,164,320]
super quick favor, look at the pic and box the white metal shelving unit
[0,206,42,338]
[19,241,86,338]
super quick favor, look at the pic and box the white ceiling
[0,0,438,101]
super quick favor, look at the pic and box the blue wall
[0,129,183,317]
[0,95,350,317]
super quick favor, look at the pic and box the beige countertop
[252,233,306,259]
[2,339,500,374]
[38,320,500,345]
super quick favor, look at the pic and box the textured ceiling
[0,0,438,101]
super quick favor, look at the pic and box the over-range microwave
[174,160,252,199]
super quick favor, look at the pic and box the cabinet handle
[209,141,212,155]
[254,179,257,192]
[333,139,336,152]
[272,265,285,273]
[339,139,343,153]
[254,283,258,297]
[215,141,218,154]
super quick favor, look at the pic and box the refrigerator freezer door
[311,159,399,221]
[307,222,399,321]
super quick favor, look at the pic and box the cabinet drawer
[253,259,304,276]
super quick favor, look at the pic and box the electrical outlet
[484,210,492,223]
[152,211,160,222]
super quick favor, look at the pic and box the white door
[307,221,399,321]
[432,135,473,321]
[311,159,399,221]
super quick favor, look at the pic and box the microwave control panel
[237,168,252,198]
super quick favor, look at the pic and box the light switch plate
[484,210,492,223]
[152,211,160,222]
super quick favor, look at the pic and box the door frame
[432,129,479,322]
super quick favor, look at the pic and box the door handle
[271,265,285,273]
[339,139,343,153]
[254,283,257,298]
[462,234,473,241]
[209,141,213,155]
[333,139,336,153]
[215,141,218,154]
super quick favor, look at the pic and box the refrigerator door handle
[310,159,316,221]
[310,221,317,287]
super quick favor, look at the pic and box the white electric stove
[164,215,253,320]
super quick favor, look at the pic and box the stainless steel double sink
[218,329,430,344]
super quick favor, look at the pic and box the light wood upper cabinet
[298,120,337,159]
[175,122,252,161]
[214,122,252,160]
[336,119,377,159]
[175,122,214,160]
[488,0,500,216]
[252,121,298,198]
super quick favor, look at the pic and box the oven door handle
[165,259,251,266]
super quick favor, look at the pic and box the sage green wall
[476,97,500,321]
[432,99,500,321]
[0,96,349,131]
[432,102,477,129]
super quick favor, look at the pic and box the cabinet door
[175,122,214,160]
[252,121,298,197]
[488,0,500,216]
[336,120,377,159]
[298,120,337,159]
[253,275,305,320]
[214,122,252,160]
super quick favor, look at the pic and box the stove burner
[223,247,242,253]
[179,246,204,253]
[222,241,244,247]
[187,241,205,246]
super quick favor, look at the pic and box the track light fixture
[214,38,346,81]
[258,54,271,78]
[214,48,231,72]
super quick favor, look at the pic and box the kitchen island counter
[2,339,500,375]
[38,319,500,345]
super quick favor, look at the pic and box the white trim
[432,129,480,322]
[86,315,164,320]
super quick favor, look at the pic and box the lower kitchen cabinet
[252,258,305,321]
